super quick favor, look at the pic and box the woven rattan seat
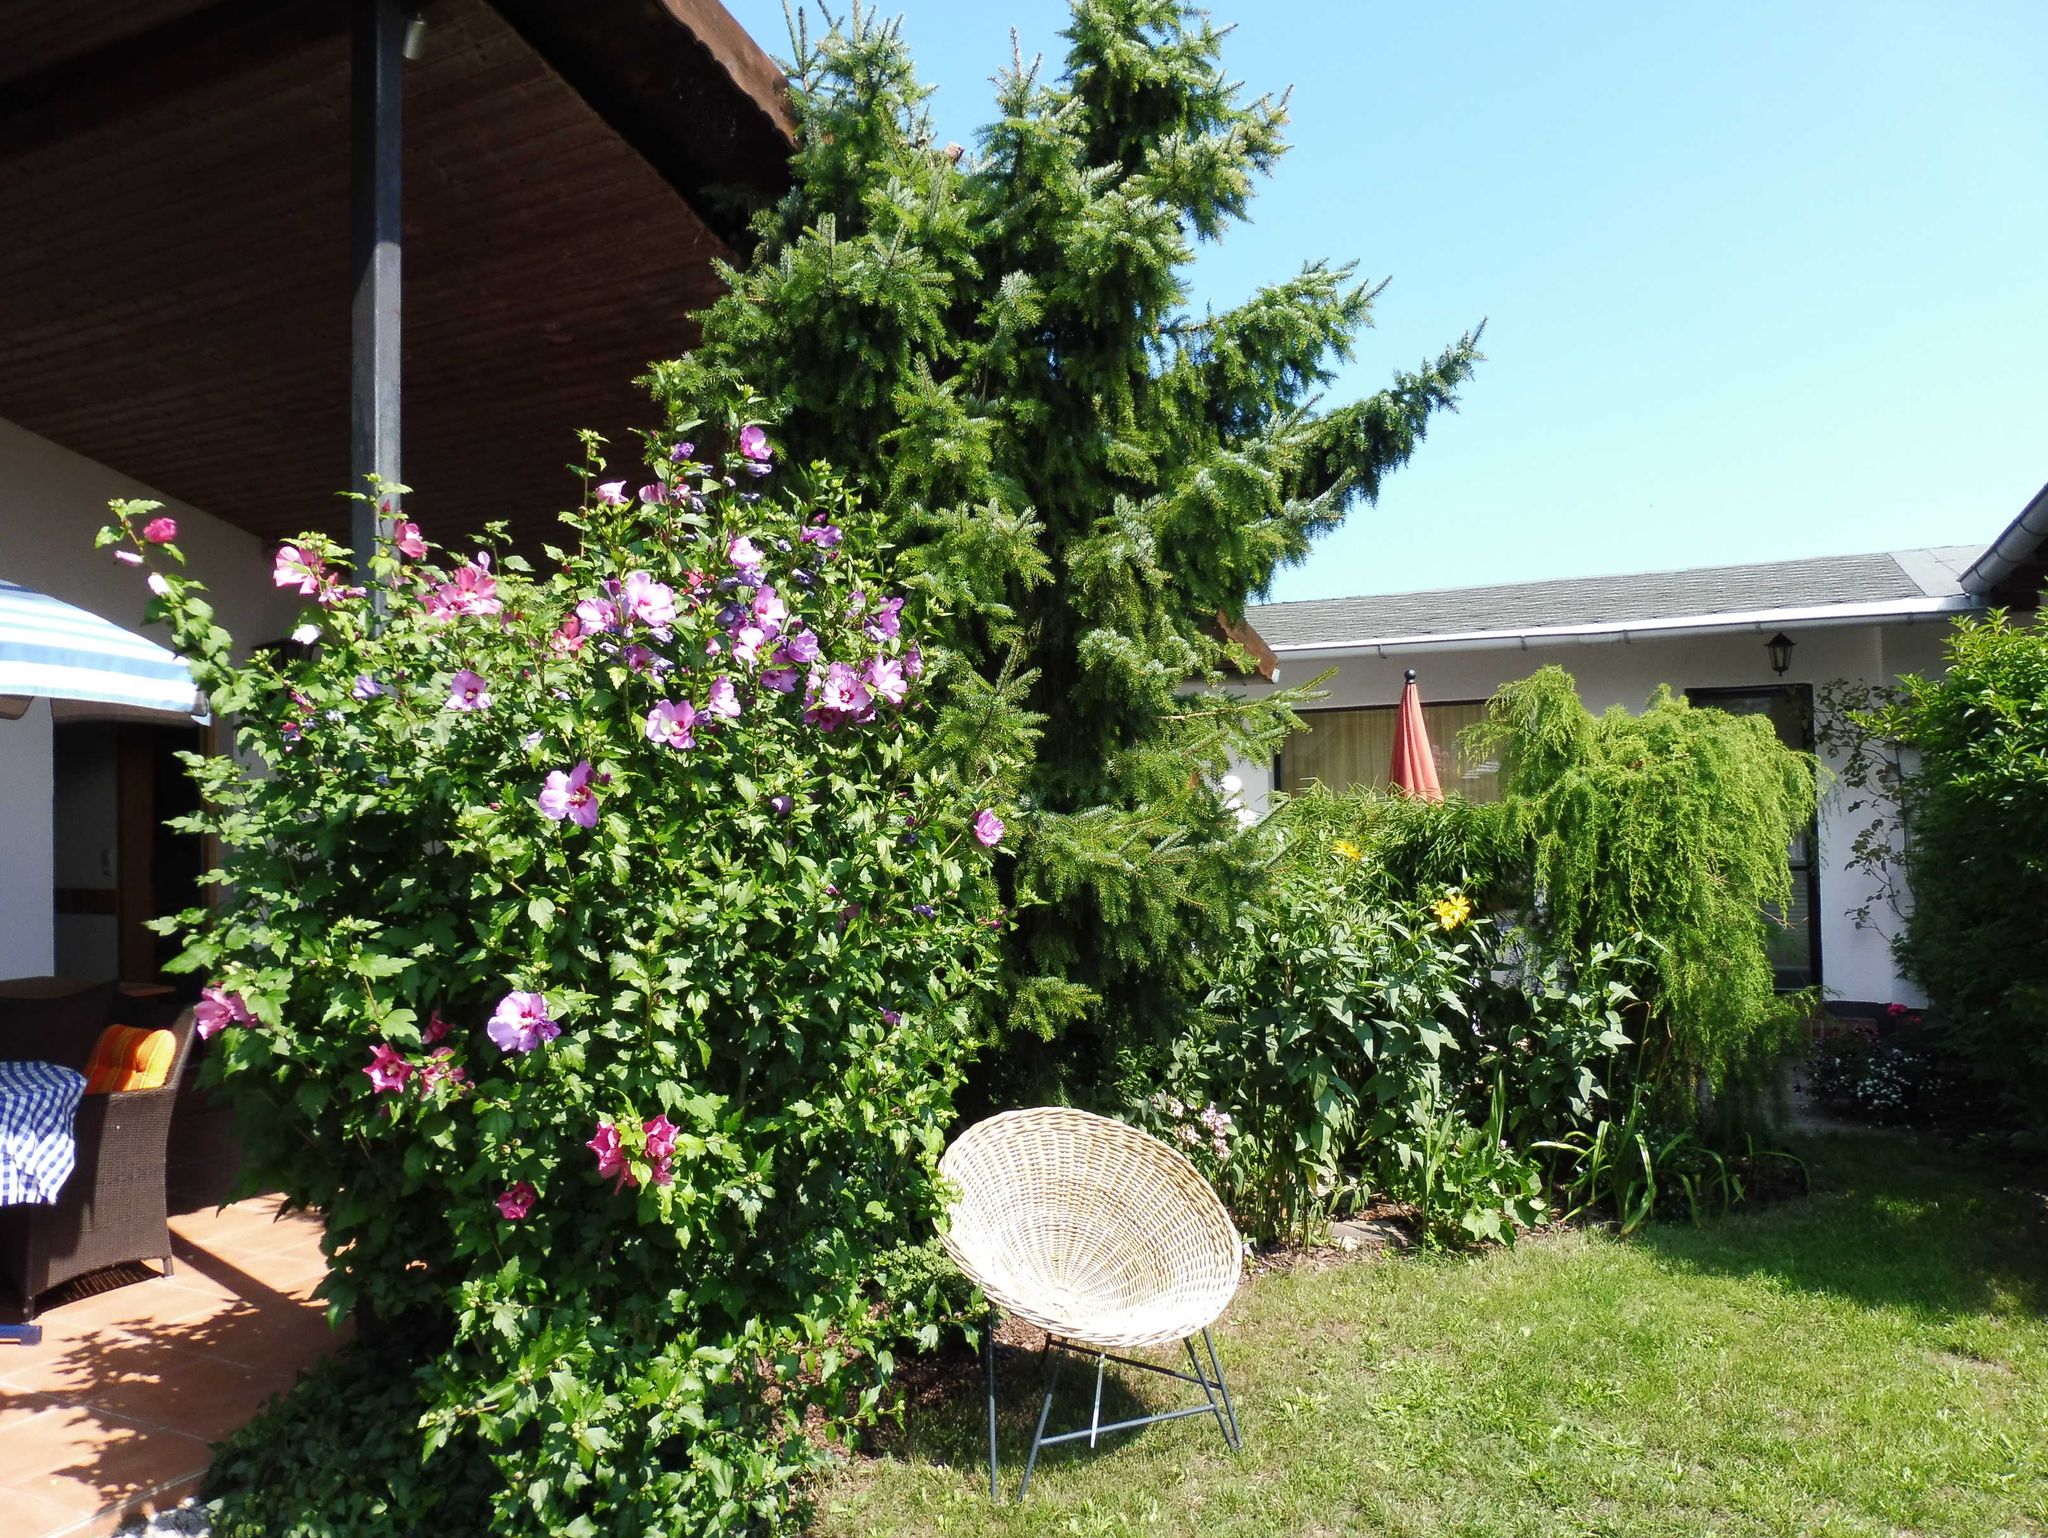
[940,1107,1245,1499]
[940,1107,1241,1350]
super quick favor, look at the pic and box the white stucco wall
[0,699,55,978]
[1228,616,1959,1008]
[0,414,301,647]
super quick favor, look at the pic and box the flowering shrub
[101,404,1019,1536]
[1155,793,1645,1248]
[1805,1011,1979,1127]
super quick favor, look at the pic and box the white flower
[146,572,170,597]
[290,622,320,645]
[1220,774,1243,795]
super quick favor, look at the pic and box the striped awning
[0,579,201,716]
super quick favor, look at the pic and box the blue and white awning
[0,579,202,716]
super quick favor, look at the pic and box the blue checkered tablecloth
[0,1060,85,1206]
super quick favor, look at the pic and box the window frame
[1685,682,1823,992]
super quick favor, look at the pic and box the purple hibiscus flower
[487,991,560,1053]
[804,662,876,732]
[446,669,491,712]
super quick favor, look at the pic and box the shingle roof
[1247,546,1984,651]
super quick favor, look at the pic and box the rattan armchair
[0,1007,197,1317]
[938,1107,1244,1500]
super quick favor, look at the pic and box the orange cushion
[82,1024,177,1095]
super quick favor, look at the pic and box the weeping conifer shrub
[651,0,1481,1097]
[1466,667,1820,1117]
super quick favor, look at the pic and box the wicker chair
[0,1007,197,1317]
[938,1107,1243,1500]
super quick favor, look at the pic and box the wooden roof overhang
[0,0,794,553]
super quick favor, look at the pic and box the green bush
[102,399,1020,1536]
[1467,667,1819,1111]
[657,0,1479,1102]
[1867,612,2048,1139]
[1150,801,1645,1248]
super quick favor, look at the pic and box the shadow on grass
[868,1335,1235,1486]
[1631,1127,2048,1321]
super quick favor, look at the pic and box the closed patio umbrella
[1388,669,1444,801]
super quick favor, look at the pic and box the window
[1276,700,1501,801]
[1685,684,1820,991]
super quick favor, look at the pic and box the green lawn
[814,1131,2048,1537]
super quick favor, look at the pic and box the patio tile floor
[0,1194,346,1537]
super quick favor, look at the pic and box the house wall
[0,414,300,648]
[0,699,55,979]
[1229,617,1957,1008]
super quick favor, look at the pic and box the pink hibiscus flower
[588,1121,636,1191]
[645,699,700,751]
[363,1043,413,1093]
[621,571,677,632]
[193,985,253,1040]
[727,535,765,578]
[393,520,428,559]
[273,544,324,595]
[417,1047,467,1094]
[143,516,178,544]
[706,676,741,723]
[495,1181,537,1221]
[576,595,622,635]
[973,809,1006,847]
[864,656,908,706]
[538,761,599,827]
[738,424,772,462]
[750,584,787,634]
[642,1114,679,1186]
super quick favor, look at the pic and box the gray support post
[350,0,404,576]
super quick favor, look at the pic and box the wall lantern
[1765,632,1794,677]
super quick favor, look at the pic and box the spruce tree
[650,0,1480,1097]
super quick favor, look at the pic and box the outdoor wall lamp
[1766,632,1794,676]
[402,12,430,61]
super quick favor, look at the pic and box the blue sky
[723,1,2048,603]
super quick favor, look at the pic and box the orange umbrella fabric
[1388,670,1444,801]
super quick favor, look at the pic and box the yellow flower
[1333,839,1363,863]
[1432,892,1474,931]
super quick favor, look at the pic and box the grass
[813,1130,2048,1537]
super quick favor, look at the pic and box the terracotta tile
[3,1401,211,1518]
[0,1485,99,1536]
[9,1329,295,1443]
[19,1275,205,1338]
[0,1385,62,1428]
[161,1240,328,1303]
[200,1304,350,1375]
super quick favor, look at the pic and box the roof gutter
[1960,480,2048,596]
[1267,593,1982,660]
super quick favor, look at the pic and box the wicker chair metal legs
[984,1311,1242,1502]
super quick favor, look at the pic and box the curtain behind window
[1278,701,1499,801]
